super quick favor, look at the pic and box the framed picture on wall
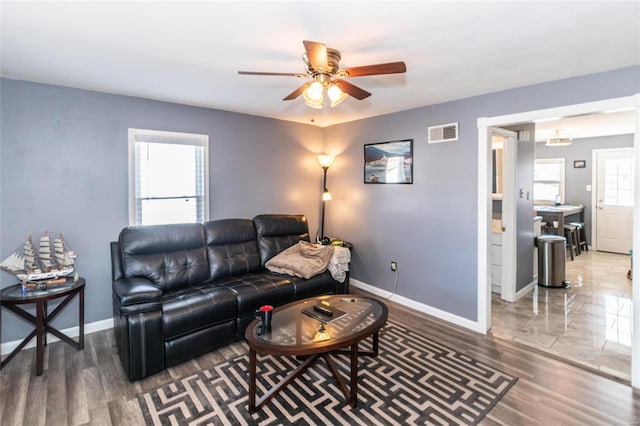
[574,160,586,168]
[364,139,413,184]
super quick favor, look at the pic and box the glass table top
[1,277,84,301]
[249,295,387,348]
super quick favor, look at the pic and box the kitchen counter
[535,204,584,216]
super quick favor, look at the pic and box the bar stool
[569,221,588,252]
[563,223,580,260]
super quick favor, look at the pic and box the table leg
[372,331,379,356]
[350,342,359,407]
[0,329,36,369]
[36,301,45,376]
[248,348,256,412]
[43,300,48,346]
[79,287,84,349]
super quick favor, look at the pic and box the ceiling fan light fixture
[303,97,323,109]
[546,129,573,147]
[327,84,347,107]
[303,81,324,109]
[239,40,406,110]
[304,81,323,101]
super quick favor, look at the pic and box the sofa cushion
[120,223,209,292]
[287,271,337,299]
[253,214,310,267]
[204,219,261,281]
[164,320,236,368]
[214,273,294,316]
[162,285,238,340]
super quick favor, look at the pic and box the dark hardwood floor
[1,289,639,425]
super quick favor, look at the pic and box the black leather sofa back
[119,223,209,291]
[254,214,310,266]
[204,219,261,280]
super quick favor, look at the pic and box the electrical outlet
[390,261,397,272]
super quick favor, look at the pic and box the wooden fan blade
[238,71,306,77]
[334,79,371,100]
[303,40,328,69]
[283,82,312,101]
[341,61,407,77]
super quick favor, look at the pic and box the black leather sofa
[110,214,347,381]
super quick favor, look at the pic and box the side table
[1,276,85,376]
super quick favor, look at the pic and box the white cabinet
[491,232,502,293]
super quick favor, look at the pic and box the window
[603,157,634,207]
[129,128,209,225]
[534,158,565,204]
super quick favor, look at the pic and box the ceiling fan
[238,40,407,109]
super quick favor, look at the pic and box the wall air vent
[428,122,458,144]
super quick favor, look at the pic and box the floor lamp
[317,154,334,242]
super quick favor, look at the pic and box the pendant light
[546,129,572,147]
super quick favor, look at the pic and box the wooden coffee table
[244,295,387,412]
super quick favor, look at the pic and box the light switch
[586,185,592,191]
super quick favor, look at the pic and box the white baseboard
[515,280,535,301]
[1,317,114,356]
[350,279,484,333]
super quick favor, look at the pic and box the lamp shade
[303,81,324,109]
[303,96,323,109]
[327,84,347,107]
[322,190,332,201]
[317,154,334,168]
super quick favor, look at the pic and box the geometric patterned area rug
[138,323,517,425]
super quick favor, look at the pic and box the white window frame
[128,128,209,226]
[534,157,565,205]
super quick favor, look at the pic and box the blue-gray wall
[1,66,639,343]
[324,66,639,320]
[536,133,635,239]
[0,79,323,342]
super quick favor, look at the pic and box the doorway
[493,127,635,381]
[477,94,640,387]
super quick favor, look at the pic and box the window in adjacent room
[128,128,209,225]
[533,158,565,204]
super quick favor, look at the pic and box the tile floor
[491,249,632,382]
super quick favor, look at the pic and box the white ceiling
[1,1,639,128]
[534,110,636,142]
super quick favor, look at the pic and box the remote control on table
[313,305,333,317]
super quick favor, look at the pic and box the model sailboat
[0,232,76,282]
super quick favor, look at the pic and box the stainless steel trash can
[536,235,569,288]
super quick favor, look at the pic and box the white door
[595,149,634,254]
[490,127,517,302]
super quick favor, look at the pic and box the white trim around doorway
[477,94,640,388]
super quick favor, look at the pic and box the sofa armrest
[113,277,163,314]
[112,279,164,381]
[111,241,124,281]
